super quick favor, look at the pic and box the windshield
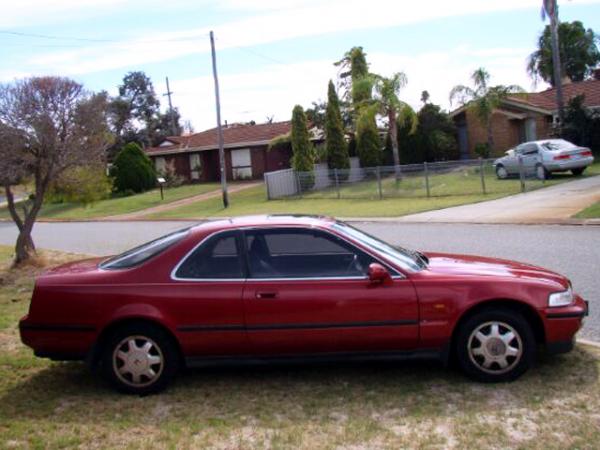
[540,139,576,151]
[331,222,424,271]
[100,227,190,269]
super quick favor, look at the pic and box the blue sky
[2,0,599,131]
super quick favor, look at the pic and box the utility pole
[163,76,177,136]
[544,0,564,130]
[210,30,229,208]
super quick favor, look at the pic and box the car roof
[188,215,337,236]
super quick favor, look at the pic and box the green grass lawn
[1,245,600,449]
[0,183,220,221]
[574,201,600,219]
[149,163,600,219]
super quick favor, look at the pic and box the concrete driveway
[1,220,598,341]
[393,175,600,224]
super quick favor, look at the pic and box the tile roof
[146,121,292,155]
[507,78,600,112]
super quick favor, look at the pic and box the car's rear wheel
[536,164,549,180]
[495,164,508,179]
[571,168,585,176]
[455,309,535,382]
[101,323,179,395]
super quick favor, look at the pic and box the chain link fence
[264,158,549,200]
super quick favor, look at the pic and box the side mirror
[368,263,391,285]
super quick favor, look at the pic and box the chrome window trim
[170,225,406,282]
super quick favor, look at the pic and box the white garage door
[231,148,252,180]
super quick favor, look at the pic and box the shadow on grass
[0,346,597,425]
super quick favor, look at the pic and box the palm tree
[373,72,417,167]
[450,68,523,153]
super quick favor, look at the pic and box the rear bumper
[545,156,594,171]
[19,314,96,361]
[542,295,588,352]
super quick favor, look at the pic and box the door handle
[256,292,277,299]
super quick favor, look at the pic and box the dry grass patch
[1,245,599,449]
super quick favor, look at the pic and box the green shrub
[356,107,381,167]
[325,80,350,174]
[48,166,112,205]
[474,142,490,159]
[112,142,156,193]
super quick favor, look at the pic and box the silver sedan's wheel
[467,321,522,375]
[496,165,508,179]
[112,335,164,388]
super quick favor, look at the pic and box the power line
[0,29,210,44]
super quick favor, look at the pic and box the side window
[522,144,538,155]
[245,229,377,279]
[174,232,244,279]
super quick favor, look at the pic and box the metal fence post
[334,168,340,199]
[518,156,525,193]
[376,166,383,200]
[424,161,430,198]
[479,158,487,195]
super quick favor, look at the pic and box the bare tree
[0,77,110,264]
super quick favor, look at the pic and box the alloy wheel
[112,335,164,387]
[467,321,523,375]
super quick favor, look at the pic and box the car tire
[571,168,585,176]
[101,323,180,395]
[535,164,549,180]
[495,164,508,179]
[455,308,535,383]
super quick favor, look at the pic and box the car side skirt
[184,348,444,368]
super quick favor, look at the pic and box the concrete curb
[577,338,600,349]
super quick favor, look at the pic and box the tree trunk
[486,121,494,156]
[4,184,41,265]
[389,109,400,167]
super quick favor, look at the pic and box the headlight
[548,287,573,307]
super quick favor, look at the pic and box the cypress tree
[325,80,350,175]
[291,105,315,188]
[112,142,156,193]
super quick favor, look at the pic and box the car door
[169,230,249,357]
[520,143,540,176]
[241,227,419,355]
[505,145,523,174]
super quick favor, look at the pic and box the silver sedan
[494,139,594,180]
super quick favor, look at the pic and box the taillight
[581,150,592,157]
[553,154,570,160]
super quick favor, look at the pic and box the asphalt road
[0,220,598,340]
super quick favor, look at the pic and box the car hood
[422,252,568,288]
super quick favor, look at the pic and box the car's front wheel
[495,164,508,179]
[101,323,180,395]
[455,309,535,382]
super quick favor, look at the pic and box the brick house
[145,121,313,182]
[450,73,600,158]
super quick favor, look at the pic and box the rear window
[541,140,576,151]
[100,228,190,270]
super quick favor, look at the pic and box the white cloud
[24,0,600,76]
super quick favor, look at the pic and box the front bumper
[543,295,588,351]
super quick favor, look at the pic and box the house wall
[461,108,554,158]
[151,145,293,182]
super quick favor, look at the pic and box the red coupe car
[20,215,587,394]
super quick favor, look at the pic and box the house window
[231,148,252,180]
[155,157,166,174]
[189,153,202,180]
